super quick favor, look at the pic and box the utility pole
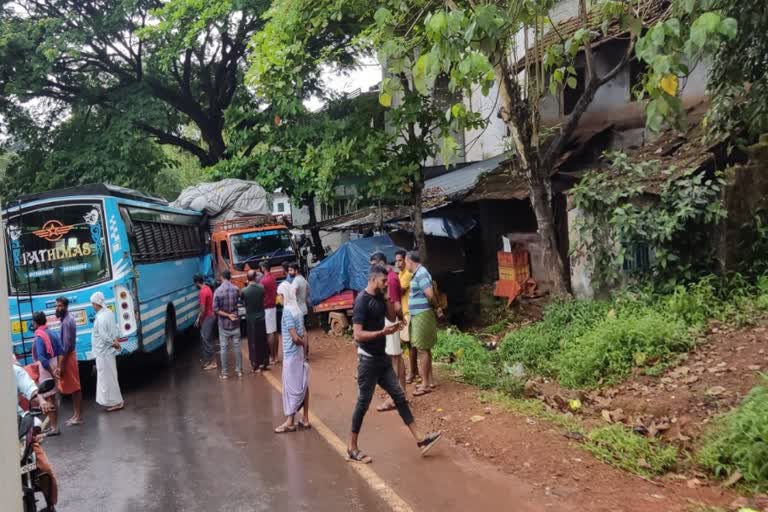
[0,202,22,510]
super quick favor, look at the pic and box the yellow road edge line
[262,370,414,512]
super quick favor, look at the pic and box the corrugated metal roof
[423,153,510,203]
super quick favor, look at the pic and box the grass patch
[433,329,499,389]
[481,391,584,433]
[496,274,768,390]
[552,308,693,388]
[585,424,678,477]
[696,378,768,491]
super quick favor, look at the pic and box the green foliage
[0,108,168,200]
[696,379,768,490]
[571,151,726,287]
[586,425,678,477]
[495,275,767,390]
[500,300,611,377]
[639,0,766,140]
[0,0,271,170]
[553,308,692,388]
[153,145,210,201]
[433,328,499,389]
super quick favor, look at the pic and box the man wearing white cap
[91,292,124,411]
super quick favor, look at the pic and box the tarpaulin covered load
[171,179,271,221]
[309,235,403,305]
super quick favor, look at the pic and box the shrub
[433,329,499,389]
[586,425,678,477]
[696,379,768,490]
[499,299,611,376]
[553,309,692,388]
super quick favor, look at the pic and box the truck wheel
[163,308,177,365]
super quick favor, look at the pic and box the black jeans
[351,354,414,434]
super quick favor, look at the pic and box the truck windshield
[6,203,111,294]
[231,229,293,269]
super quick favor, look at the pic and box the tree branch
[135,122,211,166]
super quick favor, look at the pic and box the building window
[622,243,655,273]
[277,202,286,213]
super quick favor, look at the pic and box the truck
[173,179,302,288]
[208,215,298,288]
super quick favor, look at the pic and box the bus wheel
[163,308,177,365]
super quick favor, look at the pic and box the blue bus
[4,184,210,364]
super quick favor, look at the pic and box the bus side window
[219,240,230,268]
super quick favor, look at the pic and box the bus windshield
[6,203,111,294]
[230,230,293,269]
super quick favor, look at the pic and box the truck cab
[209,216,296,288]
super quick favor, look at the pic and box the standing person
[395,250,418,384]
[282,261,294,284]
[213,269,242,379]
[347,264,442,463]
[260,261,279,364]
[90,292,124,412]
[31,311,64,435]
[194,274,217,371]
[55,297,83,426]
[242,270,269,372]
[288,262,311,351]
[406,251,443,396]
[274,282,310,433]
[369,252,406,413]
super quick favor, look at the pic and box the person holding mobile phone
[368,251,406,413]
[346,264,442,464]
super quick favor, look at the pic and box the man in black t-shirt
[347,264,442,464]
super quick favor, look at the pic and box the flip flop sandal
[376,402,397,412]
[106,403,125,412]
[43,428,61,437]
[405,377,414,384]
[412,387,432,397]
[297,421,312,430]
[347,449,372,464]
[65,419,83,426]
[274,425,298,434]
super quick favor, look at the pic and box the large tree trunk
[411,179,429,264]
[305,195,326,261]
[527,164,569,296]
[493,60,570,296]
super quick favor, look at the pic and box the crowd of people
[12,291,127,510]
[11,247,442,511]
[194,250,443,462]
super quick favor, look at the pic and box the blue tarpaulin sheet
[309,235,403,305]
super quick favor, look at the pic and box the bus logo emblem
[33,220,73,241]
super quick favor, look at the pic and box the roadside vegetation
[433,274,768,481]
[696,378,768,491]
[436,274,768,391]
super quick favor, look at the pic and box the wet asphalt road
[44,341,389,512]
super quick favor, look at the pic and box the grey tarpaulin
[172,179,272,221]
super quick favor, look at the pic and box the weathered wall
[717,136,768,271]
[567,198,595,299]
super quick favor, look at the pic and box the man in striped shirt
[406,251,443,396]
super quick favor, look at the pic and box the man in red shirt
[369,252,406,412]
[194,274,217,371]
[259,261,279,364]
